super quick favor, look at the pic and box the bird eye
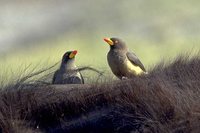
[115,40,118,43]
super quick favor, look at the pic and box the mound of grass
[0,54,200,132]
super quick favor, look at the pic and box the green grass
[0,34,200,84]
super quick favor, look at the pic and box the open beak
[69,50,78,58]
[104,38,114,46]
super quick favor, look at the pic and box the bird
[52,50,84,84]
[103,37,147,79]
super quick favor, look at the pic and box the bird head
[62,50,78,63]
[103,37,127,50]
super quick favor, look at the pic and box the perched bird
[104,37,147,79]
[52,50,84,84]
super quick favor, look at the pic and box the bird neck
[110,48,127,53]
[60,59,76,71]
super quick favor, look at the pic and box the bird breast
[107,51,126,73]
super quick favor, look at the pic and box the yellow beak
[69,50,78,58]
[104,38,114,45]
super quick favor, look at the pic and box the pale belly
[126,59,144,75]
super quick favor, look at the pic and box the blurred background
[1,0,200,81]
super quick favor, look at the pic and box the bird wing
[63,69,84,84]
[126,52,146,72]
[64,76,83,84]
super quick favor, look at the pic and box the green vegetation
[0,33,199,84]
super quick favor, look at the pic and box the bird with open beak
[52,50,84,84]
[104,37,147,79]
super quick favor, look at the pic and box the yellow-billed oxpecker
[104,37,147,79]
[52,50,84,84]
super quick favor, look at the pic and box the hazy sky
[0,1,73,52]
[1,0,200,53]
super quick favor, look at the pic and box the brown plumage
[104,37,146,79]
[52,50,84,84]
